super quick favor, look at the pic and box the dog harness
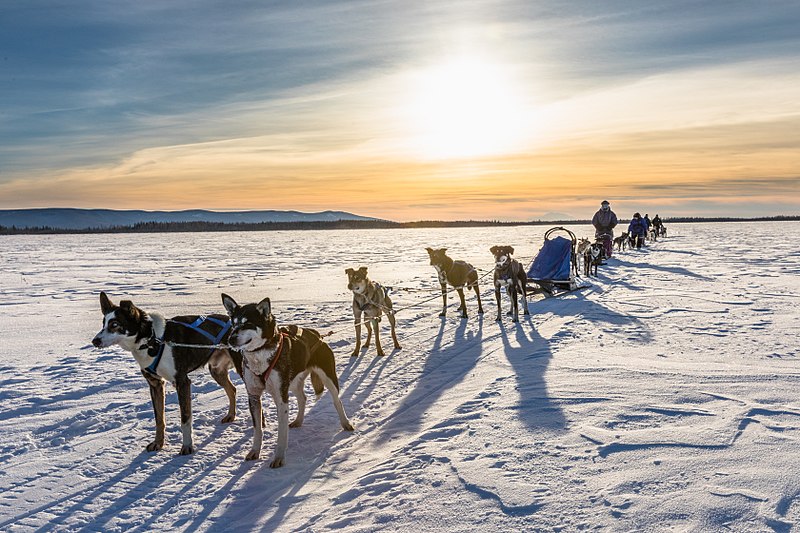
[495,261,516,282]
[143,316,231,377]
[243,332,287,385]
[358,282,388,312]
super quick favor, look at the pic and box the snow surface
[1,222,799,532]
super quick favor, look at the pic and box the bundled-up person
[628,212,648,249]
[652,214,663,234]
[592,200,618,258]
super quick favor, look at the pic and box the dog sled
[526,227,590,296]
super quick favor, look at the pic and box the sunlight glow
[404,58,531,159]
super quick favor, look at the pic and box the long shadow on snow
[498,317,566,432]
[373,315,485,444]
[0,423,249,533]
[611,257,713,281]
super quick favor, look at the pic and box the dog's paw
[245,450,260,461]
[478,309,485,314]
[342,421,355,431]
[512,317,519,323]
[394,343,402,350]
[145,441,163,452]
[439,312,446,318]
[269,456,285,468]
[178,444,194,456]
[350,351,360,357]
[495,315,502,322]
[289,419,303,428]
[220,414,235,424]
[376,350,385,357]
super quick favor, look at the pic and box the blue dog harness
[144,316,231,377]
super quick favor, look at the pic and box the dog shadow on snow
[2,419,252,533]
[498,317,566,433]
[370,314,486,444]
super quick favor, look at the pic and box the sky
[1,0,799,221]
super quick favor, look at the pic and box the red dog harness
[246,332,287,384]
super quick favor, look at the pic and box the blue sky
[1,1,799,219]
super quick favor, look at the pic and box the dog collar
[244,332,287,384]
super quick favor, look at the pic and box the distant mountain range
[0,208,377,230]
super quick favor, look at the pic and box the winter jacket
[644,216,652,229]
[628,217,648,237]
[592,209,618,237]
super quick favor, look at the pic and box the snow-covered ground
[1,222,799,531]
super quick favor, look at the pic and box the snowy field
[1,221,799,532]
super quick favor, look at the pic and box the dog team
[91,214,667,467]
[90,244,532,466]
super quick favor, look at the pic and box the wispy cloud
[1,1,799,218]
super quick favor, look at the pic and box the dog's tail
[310,372,325,397]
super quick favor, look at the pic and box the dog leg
[494,284,502,321]
[456,288,468,318]
[386,307,401,350]
[142,371,166,452]
[510,286,519,322]
[439,283,448,317]
[364,321,372,348]
[246,393,263,461]
[289,374,307,428]
[372,317,385,357]
[473,282,484,315]
[175,375,194,455]
[312,367,354,432]
[269,392,290,468]
[209,361,236,424]
[519,280,530,316]
[351,309,362,357]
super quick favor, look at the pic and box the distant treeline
[1,215,798,235]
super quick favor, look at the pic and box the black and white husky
[221,294,354,468]
[91,292,242,455]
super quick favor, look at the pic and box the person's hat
[601,200,610,206]
[634,212,641,218]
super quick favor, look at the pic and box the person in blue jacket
[628,212,648,249]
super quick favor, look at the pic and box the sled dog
[345,267,401,357]
[221,294,354,467]
[425,247,484,318]
[490,245,529,322]
[91,292,242,455]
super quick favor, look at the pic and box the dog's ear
[345,268,354,276]
[425,247,433,255]
[99,291,115,314]
[358,266,368,275]
[508,246,515,255]
[221,293,238,316]
[489,246,499,255]
[119,300,141,322]
[256,297,272,317]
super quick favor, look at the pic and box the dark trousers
[632,235,644,249]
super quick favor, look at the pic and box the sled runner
[526,227,590,296]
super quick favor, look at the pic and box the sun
[403,57,530,159]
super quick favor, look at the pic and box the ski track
[1,222,800,531]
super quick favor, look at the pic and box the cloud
[1,1,799,219]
